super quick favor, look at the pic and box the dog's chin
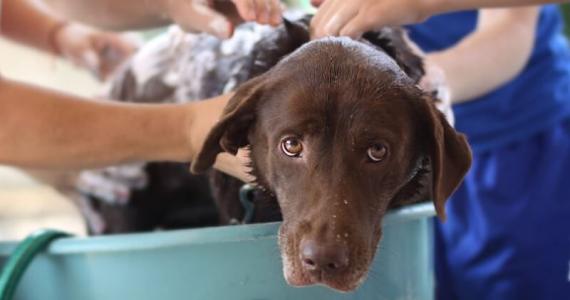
[278,224,373,292]
[282,256,368,292]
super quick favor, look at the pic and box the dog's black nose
[300,239,349,274]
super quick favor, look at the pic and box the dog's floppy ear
[191,75,268,174]
[362,28,425,83]
[419,95,472,220]
[192,17,309,174]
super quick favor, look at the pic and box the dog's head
[192,20,471,292]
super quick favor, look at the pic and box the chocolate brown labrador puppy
[192,20,472,291]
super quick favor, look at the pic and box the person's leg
[435,118,570,300]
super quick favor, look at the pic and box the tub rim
[0,203,434,255]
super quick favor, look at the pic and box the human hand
[160,0,283,39]
[419,56,450,102]
[419,56,455,125]
[53,23,138,80]
[310,0,436,39]
[232,0,283,25]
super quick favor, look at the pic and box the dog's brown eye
[367,144,387,162]
[281,137,303,157]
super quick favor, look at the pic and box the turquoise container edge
[0,203,435,300]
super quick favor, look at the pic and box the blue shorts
[435,118,570,300]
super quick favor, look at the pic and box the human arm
[1,0,66,54]
[310,0,559,38]
[432,0,564,11]
[0,78,250,180]
[421,7,539,103]
[41,0,283,37]
[1,0,137,79]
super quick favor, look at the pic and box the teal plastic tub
[0,203,435,300]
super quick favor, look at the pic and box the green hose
[0,229,70,300]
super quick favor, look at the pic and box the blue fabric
[434,118,570,300]
[407,6,570,152]
[406,6,570,299]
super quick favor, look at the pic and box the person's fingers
[319,5,359,38]
[91,35,137,79]
[89,36,113,79]
[177,3,233,38]
[232,0,256,21]
[79,50,100,73]
[54,24,102,75]
[267,0,283,26]
[312,0,358,39]
[339,10,377,39]
[310,0,325,8]
[310,0,331,28]
[92,35,136,58]
[211,1,245,26]
[114,36,138,55]
[253,0,269,24]
[231,0,281,26]
[310,0,338,38]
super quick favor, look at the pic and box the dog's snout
[300,239,349,275]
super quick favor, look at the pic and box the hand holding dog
[160,0,283,38]
[310,0,433,38]
[310,0,554,38]
[54,23,138,80]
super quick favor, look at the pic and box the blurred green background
[561,4,570,36]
